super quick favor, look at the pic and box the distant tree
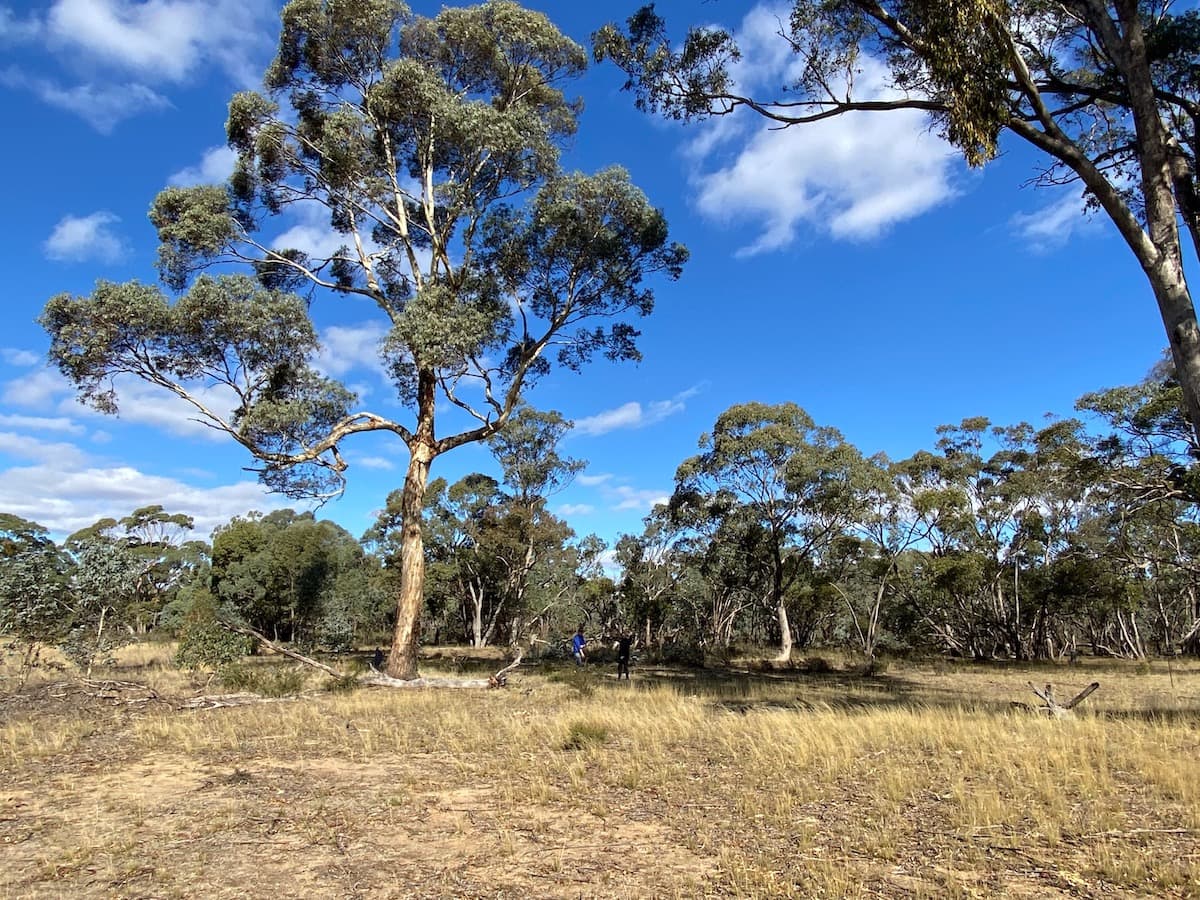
[0,515,72,674]
[615,507,687,646]
[41,0,686,679]
[671,402,873,660]
[211,510,365,647]
[596,1,1200,444]
[417,408,582,647]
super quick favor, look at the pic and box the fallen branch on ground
[218,621,344,678]
[219,620,521,689]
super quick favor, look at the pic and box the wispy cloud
[43,211,127,262]
[1,68,171,133]
[356,456,396,471]
[1010,188,1104,252]
[315,321,390,379]
[0,414,84,435]
[4,367,241,442]
[1,0,275,132]
[0,431,89,467]
[557,503,595,516]
[168,145,237,187]
[44,0,274,85]
[685,5,959,254]
[575,472,669,515]
[0,6,43,42]
[1,348,39,367]
[574,386,702,437]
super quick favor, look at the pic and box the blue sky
[0,0,1175,553]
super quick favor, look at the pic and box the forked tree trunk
[386,439,435,680]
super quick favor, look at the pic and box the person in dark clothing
[615,633,633,680]
[372,647,385,670]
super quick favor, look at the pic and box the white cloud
[1,348,39,367]
[315,321,389,379]
[0,414,84,435]
[4,367,242,442]
[3,369,67,407]
[355,456,396,471]
[0,68,171,133]
[575,402,642,436]
[557,503,595,516]
[168,145,237,187]
[0,431,89,467]
[43,211,128,262]
[0,460,292,537]
[85,376,241,441]
[575,472,670,515]
[44,0,274,86]
[1010,189,1103,251]
[574,386,700,437]
[609,486,670,512]
[685,7,959,254]
[1,1,274,132]
[274,200,352,261]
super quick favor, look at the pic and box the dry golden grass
[1,644,1198,898]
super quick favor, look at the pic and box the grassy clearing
[2,646,1198,898]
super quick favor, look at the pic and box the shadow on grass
[563,661,1200,721]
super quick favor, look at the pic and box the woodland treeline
[3,363,1199,673]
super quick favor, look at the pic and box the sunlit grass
[3,645,1200,896]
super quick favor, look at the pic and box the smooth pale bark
[775,599,793,662]
[1112,0,1200,445]
[386,440,433,680]
[386,374,438,680]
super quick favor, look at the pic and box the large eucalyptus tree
[596,1,1200,443]
[41,0,686,679]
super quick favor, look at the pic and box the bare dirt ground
[2,651,1199,898]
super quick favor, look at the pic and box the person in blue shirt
[571,626,587,666]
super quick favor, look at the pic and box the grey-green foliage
[594,2,1200,445]
[0,510,203,673]
[173,584,255,671]
[0,515,73,665]
[42,0,685,505]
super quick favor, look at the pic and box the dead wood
[178,693,303,710]
[488,650,524,688]
[360,673,493,689]
[1026,681,1100,717]
[219,621,345,678]
[219,620,522,690]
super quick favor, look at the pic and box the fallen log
[218,620,521,689]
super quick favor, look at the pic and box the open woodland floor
[1,645,1198,899]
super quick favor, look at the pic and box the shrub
[219,663,307,697]
[562,720,608,750]
[174,590,254,671]
[801,656,835,674]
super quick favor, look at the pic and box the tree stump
[1026,681,1100,718]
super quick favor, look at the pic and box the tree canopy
[41,0,685,679]
[595,0,1200,442]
